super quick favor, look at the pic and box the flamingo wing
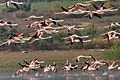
[11,3,20,9]
[61,6,69,12]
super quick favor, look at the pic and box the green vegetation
[103,44,120,60]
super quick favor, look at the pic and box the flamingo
[84,0,107,3]
[73,55,93,62]
[100,30,120,42]
[62,34,91,45]
[90,55,107,65]
[0,20,18,28]
[48,18,64,23]
[51,62,57,72]
[54,2,90,14]
[69,63,78,70]
[105,61,118,73]
[62,61,78,72]
[84,10,102,19]
[54,3,77,14]
[11,33,24,41]
[72,3,90,8]
[12,63,30,77]
[60,5,76,13]
[104,22,120,28]
[41,26,63,34]
[23,59,44,76]
[92,3,106,13]
[40,18,63,27]
[81,61,100,72]
[62,25,84,32]
[92,3,118,13]
[24,15,44,21]
[28,29,52,44]
[87,63,100,71]
[81,62,90,72]
[27,21,41,28]
[0,0,23,9]
[40,64,51,76]
[0,34,25,46]
[80,56,107,73]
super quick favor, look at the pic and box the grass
[102,44,120,60]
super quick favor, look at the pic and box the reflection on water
[0,71,120,80]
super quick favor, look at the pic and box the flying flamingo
[100,30,120,42]
[0,0,23,9]
[24,15,44,21]
[28,29,52,44]
[105,61,118,73]
[62,25,84,32]
[73,55,92,62]
[62,34,91,45]
[0,33,26,46]
[104,22,120,28]
[54,3,90,14]
[0,20,18,28]
[12,63,30,77]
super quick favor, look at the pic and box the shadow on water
[0,71,120,80]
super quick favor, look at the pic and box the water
[0,71,120,80]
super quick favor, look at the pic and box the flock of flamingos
[0,0,120,77]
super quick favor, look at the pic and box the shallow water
[0,71,120,80]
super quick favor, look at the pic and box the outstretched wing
[23,60,30,65]
[11,3,19,9]
[89,55,96,61]
[77,37,83,43]
[101,3,107,9]
[61,6,69,12]
[92,3,99,10]
[93,13,101,18]
[0,42,8,46]
[18,63,28,67]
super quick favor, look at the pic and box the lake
[0,71,120,80]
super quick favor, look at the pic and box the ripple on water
[0,71,120,80]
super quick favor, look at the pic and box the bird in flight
[0,0,23,9]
